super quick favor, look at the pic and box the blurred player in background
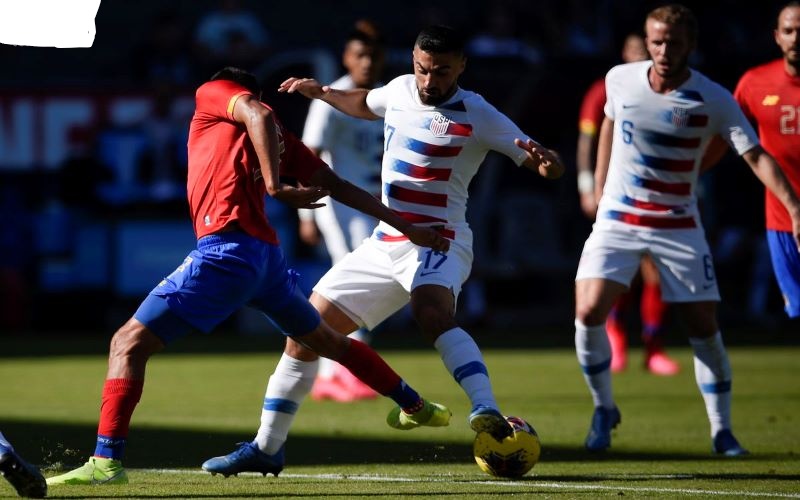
[577,32,680,375]
[574,4,800,455]
[299,22,386,402]
[0,431,46,498]
[732,1,800,322]
[203,24,565,476]
[46,67,452,486]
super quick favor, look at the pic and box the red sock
[641,283,668,351]
[338,339,401,395]
[94,378,143,458]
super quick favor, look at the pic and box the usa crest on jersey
[671,107,689,127]
[429,113,450,137]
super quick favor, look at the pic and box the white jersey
[598,60,759,231]
[302,74,384,194]
[366,74,531,242]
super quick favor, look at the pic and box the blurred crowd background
[0,0,793,338]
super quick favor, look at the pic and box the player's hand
[271,184,330,209]
[405,225,450,252]
[277,77,331,99]
[516,138,564,179]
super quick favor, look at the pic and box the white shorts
[575,222,721,302]
[313,234,473,330]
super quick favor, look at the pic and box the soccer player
[577,32,680,375]
[300,26,387,402]
[203,25,565,477]
[45,67,452,486]
[732,1,800,321]
[0,431,46,498]
[574,4,800,455]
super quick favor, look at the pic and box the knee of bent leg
[575,297,607,326]
[109,318,161,361]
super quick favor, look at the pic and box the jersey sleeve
[715,91,760,156]
[195,80,252,122]
[365,81,391,117]
[470,96,530,166]
[302,98,334,149]
[603,66,620,121]
[578,78,607,136]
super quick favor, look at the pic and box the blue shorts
[134,231,321,344]
[767,230,800,318]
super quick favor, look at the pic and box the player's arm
[308,166,450,252]
[232,94,329,208]
[515,139,565,179]
[742,145,800,247]
[576,129,599,218]
[700,135,730,173]
[278,77,379,120]
[297,146,323,245]
[593,117,614,203]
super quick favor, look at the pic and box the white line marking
[141,468,800,498]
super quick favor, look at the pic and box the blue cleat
[585,406,621,451]
[712,429,749,457]
[469,405,513,441]
[0,433,47,498]
[202,442,284,477]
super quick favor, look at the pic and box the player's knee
[575,301,606,327]
[109,318,161,362]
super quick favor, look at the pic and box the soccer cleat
[46,456,127,485]
[712,429,749,457]
[645,351,680,376]
[585,406,621,452]
[202,442,284,477]
[387,399,451,430]
[0,437,47,498]
[468,406,514,441]
[335,366,379,400]
[310,377,356,402]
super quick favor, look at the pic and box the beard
[417,84,456,106]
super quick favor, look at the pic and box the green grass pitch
[0,338,798,498]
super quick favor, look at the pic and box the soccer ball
[473,416,541,478]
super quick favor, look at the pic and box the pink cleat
[310,377,356,402]
[645,351,680,376]
[335,365,378,400]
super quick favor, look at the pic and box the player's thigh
[248,245,321,336]
[649,229,720,303]
[310,291,360,334]
[767,230,800,318]
[575,226,643,287]
[313,240,408,331]
[639,253,661,284]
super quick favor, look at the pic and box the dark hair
[209,67,260,95]
[414,25,466,55]
[345,28,384,48]
[646,4,698,44]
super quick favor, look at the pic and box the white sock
[689,332,731,437]
[254,353,318,455]
[434,327,498,410]
[575,319,615,409]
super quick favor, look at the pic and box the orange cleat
[310,377,356,402]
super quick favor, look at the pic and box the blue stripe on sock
[453,361,488,383]
[263,397,299,414]
[581,358,611,375]
[94,434,126,459]
[700,381,731,394]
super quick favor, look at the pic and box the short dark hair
[646,4,698,44]
[210,67,260,95]
[345,28,384,49]
[414,25,466,55]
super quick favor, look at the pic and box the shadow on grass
[3,420,796,473]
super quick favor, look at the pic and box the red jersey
[187,79,328,243]
[734,59,800,232]
[578,78,607,137]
